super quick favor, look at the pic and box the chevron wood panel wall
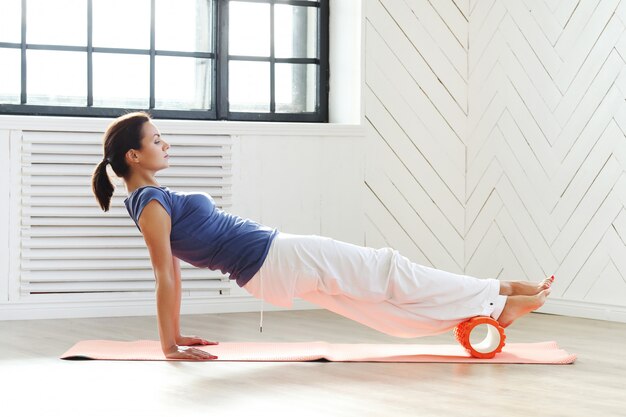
[364,0,626,321]
[468,0,626,320]
[364,0,470,275]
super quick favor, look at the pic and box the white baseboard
[2,295,625,324]
[537,298,626,323]
[0,296,321,321]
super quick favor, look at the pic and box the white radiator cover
[17,130,233,300]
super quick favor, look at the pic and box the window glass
[0,48,21,103]
[229,60,269,112]
[93,53,150,108]
[92,0,151,49]
[155,0,213,52]
[229,1,269,57]
[276,63,316,113]
[275,4,317,59]
[27,0,87,46]
[155,56,212,110]
[27,50,86,106]
[0,0,21,43]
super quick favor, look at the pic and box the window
[0,0,329,122]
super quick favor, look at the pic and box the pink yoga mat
[60,340,576,364]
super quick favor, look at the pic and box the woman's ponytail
[92,159,115,212]
[91,111,151,212]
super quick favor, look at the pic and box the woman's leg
[295,234,508,336]
[245,232,548,337]
[496,290,551,328]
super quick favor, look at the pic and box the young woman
[91,111,553,361]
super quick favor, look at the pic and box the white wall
[363,0,626,322]
[0,119,364,320]
[3,0,626,323]
[0,0,365,320]
[362,0,468,278]
[231,132,364,241]
[467,0,626,322]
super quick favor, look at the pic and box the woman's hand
[163,344,218,361]
[176,335,219,346]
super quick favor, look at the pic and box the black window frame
[0,0,329,122]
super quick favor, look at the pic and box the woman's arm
[171,256,210,345]
[172,255,182,340]
[171,255,220,347]
[138,200,216,360]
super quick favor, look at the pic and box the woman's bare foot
[497,288,551,328]
[499,275,554,296]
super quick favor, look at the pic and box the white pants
[243,232,507,338]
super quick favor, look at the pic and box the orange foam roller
[454,316,506,359]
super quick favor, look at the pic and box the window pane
[229,61,269,112]
[229,1,269,57]
[27,50,86,106]
[275,63,316,113]
[155,56,211,110]
[27,0,86,46]
[156,0,213,53]
[93,53,149,108]
[93,0,150,49]
[0,48,21,104]
[0,0,21,43]
[275,5,317,59]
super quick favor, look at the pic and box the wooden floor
[0,309,625,417]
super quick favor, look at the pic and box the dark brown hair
[91,111,152,212]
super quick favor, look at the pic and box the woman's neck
[126,181,161,195]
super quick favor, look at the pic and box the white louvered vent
[19,130,233,300]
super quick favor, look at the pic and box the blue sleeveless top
[123,185,279,287]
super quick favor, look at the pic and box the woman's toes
[540,275,555,289]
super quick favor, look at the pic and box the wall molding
[0,295,320,321]
[539,297,626,323]
[0,115,365,137]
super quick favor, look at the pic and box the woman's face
[134,121,170,169]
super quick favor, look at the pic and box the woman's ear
[125,149,138,164]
